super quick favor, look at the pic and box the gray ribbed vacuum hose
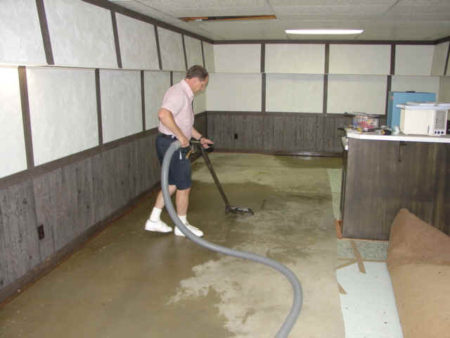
[161,141,302,338]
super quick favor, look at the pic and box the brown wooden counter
[340,131,450,240]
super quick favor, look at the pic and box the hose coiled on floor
[161,141,302,338]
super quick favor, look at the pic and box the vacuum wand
[192,140,254,215]
[161,141,302,338]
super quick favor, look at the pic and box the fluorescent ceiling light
[285,29,363,35]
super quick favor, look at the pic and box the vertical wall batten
[141,70,145,131]
[323,44,330,114]
[201,41,206,68]
[170,71,173,86]
[181,34,188,70]
[111,11,122,68]
[154,26,163,70]
[260,43,265,73]
[445,43,450,75]
[18,67,35,169]
[385,76,392,115]
[390,44,396,74]
[261,43,266,113]
[35,0,54,65]
[261,73,266,113]
[95,69,103,145]
[385,44,395,114]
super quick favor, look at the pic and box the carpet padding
[387,209,450,338]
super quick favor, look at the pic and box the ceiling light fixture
[285,29,363,35]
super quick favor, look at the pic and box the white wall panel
[203,42,215,72]
[328,75,387,115]
[395,45,434,76]
[100,70,142,143]
[173,71,185,84]
[158,28,185,71]
[45,0,116,68]
[439,77,450,103]
[431,42,449,76]
[214,44,260,73]
[194,91,207,115]
[206,73,261,112]
[0,0,46,65]
[391,76,440,95]
[144,71,170,130]
[184,36,203,68]
[28,67,98,165]
[0,67,27,178]
[330,44,390,75]
[116,14,159,70]
[265,44,325,74]
[266,74,323,113]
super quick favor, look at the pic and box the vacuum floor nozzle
[227,206,254,215]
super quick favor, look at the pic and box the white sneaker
[144,219,172,233]
[174,223,204,237]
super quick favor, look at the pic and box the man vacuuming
[144,65,213,237]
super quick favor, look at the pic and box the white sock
[178,215,187,224]
[150,207,162,222]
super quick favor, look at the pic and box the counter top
[345,129,450,144]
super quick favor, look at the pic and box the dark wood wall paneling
[205,111,374,154]
[0,180,39,289]
[444,146,450,235]
[194,112,208,137]
[0,129,165,302]
[342,140,450,239]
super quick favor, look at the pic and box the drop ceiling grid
[108,0,450,41]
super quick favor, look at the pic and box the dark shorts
[156,134,192,190]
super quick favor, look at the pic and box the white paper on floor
[336,262,403,338]
[327,169,342,220]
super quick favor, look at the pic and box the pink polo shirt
[158,80,194,140]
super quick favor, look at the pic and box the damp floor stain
[0,153,345,338]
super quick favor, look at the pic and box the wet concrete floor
[0,153,345,338]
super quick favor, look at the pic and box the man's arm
[158,108,189,147]
[192,127,214,148]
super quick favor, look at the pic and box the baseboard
[213,148,342,157]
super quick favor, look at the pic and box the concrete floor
[0,153,345,338]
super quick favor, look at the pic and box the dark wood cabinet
[341,138,450,240]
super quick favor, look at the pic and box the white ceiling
[109,0,450,41]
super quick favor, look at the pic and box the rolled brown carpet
[387,209,450,338]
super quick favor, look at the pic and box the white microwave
[399,104,449,136]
